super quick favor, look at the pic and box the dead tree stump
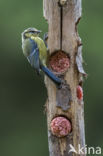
[43,0,86,155]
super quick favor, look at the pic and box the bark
[43,0,86,156]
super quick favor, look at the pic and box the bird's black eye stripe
[29,31,35,33]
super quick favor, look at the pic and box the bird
[21,27,62,87]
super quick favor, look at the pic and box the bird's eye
[30,31,35,33]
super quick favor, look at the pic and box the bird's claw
[43,32,48,49]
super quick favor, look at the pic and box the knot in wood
[59,0,67,6]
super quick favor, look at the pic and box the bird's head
[22,27,41,40]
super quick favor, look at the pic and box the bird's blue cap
[25,27,42,33]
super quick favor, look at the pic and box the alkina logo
[68,144,102,155]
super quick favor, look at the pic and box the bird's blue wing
[27,39,40,73]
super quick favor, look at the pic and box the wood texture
[43,0,86,156]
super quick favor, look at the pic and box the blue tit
[21,27,62,87]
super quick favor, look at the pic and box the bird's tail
[40,65,62,87]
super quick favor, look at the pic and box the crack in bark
[58,1,63,50]
[60,6,63,50]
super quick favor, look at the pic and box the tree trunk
[43,0,86,156]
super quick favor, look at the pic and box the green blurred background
[0,0,103,155]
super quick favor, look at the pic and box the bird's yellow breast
[31,36,48,66]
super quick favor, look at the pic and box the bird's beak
[37,30,42,33]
